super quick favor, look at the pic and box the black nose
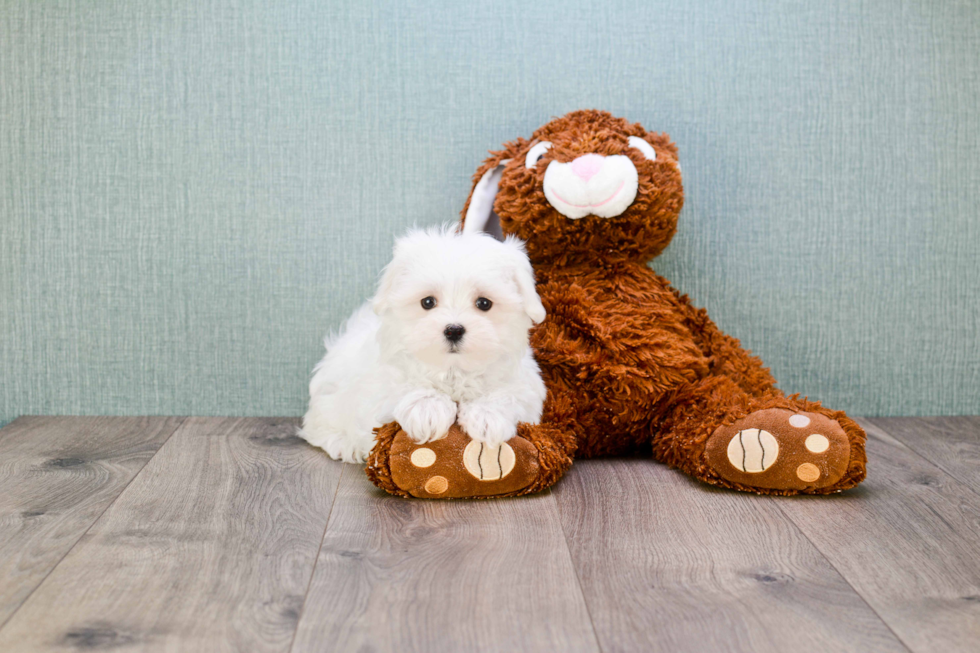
[443,324,465,343]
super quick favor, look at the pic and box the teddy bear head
[460,110,684,266]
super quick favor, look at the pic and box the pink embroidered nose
[570,154,603,182]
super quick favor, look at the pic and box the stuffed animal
[367,110,867,498]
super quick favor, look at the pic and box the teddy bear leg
[366,419,575,499]
[654,376,867,495]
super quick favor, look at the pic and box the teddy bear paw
[704,408,851,492]
[384,423,541,499]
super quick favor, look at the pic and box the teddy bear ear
[460,139,527,240]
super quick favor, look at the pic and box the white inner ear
[463,160,510,240]
[628,136,656,161]
[525,142,552,169]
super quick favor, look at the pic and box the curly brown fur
[455,109,867,496]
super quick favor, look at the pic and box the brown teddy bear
[368,109,867,498]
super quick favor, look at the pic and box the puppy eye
[475,297,493,311]
[628,136,657,161]
[421,296,437,310]
[525,141,552,170]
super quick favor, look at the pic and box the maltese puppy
[300,226,547,463]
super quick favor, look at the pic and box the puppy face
[372,227,545,372]
[461,110,685,265]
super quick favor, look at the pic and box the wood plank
[775,418,980,653]
[0,417,343,653]
[555,458,907,653]
[292,467,600,653]
[867,416,980,495]
[0,416,183,627]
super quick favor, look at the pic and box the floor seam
[865,417,980,500]
[769,496,914,653]
[287,462,347,653]
[0,416,187,633]
[551,485,605,653]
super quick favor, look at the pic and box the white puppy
[300,226,547,463]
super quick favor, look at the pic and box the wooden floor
[0,417,978,652]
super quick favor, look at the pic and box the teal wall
[2,0,978,426]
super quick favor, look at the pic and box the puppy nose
[443,324,465,343]
[570,154,603,182]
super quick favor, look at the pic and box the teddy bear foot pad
[389,424,540,498]
[705,408,850,491]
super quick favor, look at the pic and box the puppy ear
[504,237,546,324]
[460,139,527,240]
[371,256,401,315]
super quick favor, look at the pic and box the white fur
[300,226,547,463]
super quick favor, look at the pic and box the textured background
[2,0,978,427]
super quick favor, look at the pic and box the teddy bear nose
[570,154,603,182]
[443,324,465,343]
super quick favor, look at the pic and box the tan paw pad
[463,441,516,481]
[726,429,779,473]
[796,463,820,482]
[424,476,449,494]
[804,434,829,453]
[410,447,436,467]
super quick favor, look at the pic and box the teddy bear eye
[628,136,657,161]
[475,297,493,311]
[421,296,437,310]
[525,141,552,170]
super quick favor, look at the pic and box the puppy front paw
[393,390,457,444]
[457,403,518,448]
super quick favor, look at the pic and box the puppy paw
[457,402,518,447]
[297,426,372,464]
[393,390,457,444]
[325,441,373,464]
